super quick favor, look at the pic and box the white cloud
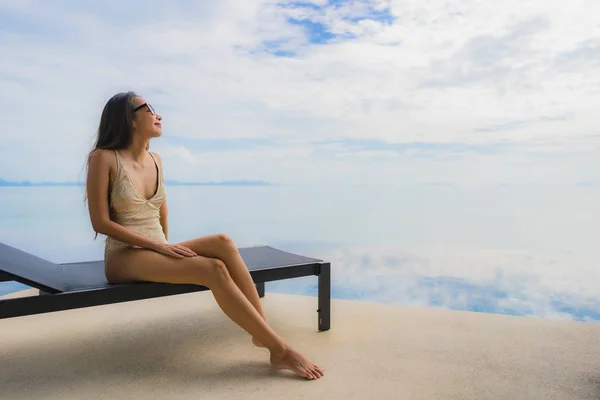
[0,0,599,184]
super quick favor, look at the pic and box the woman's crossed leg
[176,234,267,347]
[105,247,324,380]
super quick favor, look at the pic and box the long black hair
[84,91,148,233]
[92,91,140,153]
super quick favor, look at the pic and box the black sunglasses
[133,102,156,115]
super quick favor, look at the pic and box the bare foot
[252,337,266,348]
[270,347,325,380]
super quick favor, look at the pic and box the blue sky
[0,0,599,185]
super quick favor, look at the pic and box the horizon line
[0,178,275,187]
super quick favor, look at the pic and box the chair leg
[318,262,331,331]
[256,282,265,298]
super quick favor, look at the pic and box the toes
[308,363,323,377]
[303,368,316,380]
[307,368,320,379]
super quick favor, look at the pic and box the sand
[1,289,600,399]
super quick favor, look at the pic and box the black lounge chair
[0,242,331,331]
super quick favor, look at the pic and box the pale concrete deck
[1,289,600,399]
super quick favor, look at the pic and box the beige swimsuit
[104,150,168,258]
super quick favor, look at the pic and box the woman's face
[132,97,162,138]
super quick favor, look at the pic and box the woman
[85,91,324,380]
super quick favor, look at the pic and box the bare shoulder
[88,148,117,173]
[89,148,115,162]
[150,151,163,167]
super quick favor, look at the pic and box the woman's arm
[152,152,169,241]
[86,149,162,250]
[159,200,169,241]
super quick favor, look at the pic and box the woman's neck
[124,137,150,163]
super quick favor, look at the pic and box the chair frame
[0,255,331,331]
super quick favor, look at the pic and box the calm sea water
[1,184,599,321]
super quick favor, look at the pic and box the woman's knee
[199,257,231,286]
[214,233,235,250]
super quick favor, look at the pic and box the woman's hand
[151,243,197,259]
